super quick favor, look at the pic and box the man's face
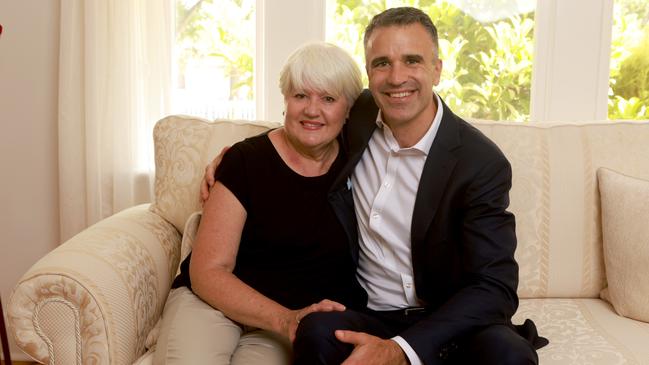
[364,23,442,130]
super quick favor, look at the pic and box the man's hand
[200,146,230,203]
[335,330,408,365]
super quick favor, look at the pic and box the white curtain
[58,0,172,241]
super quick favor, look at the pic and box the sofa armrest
[8,204,181,365]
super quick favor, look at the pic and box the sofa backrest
[472,120,649,298]
[151,115,649,299]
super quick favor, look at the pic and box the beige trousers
[154,287,292,364]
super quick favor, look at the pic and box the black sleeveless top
[174,132,367,310]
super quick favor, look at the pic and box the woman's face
[283,88,349,151]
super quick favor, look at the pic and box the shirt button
[384,182,390,188]
[372,213,380,219]
[405,283,412,288]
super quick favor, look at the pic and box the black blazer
[329,90,521,363]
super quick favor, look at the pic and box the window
[326,0,536,121]
[173,0,255,120]
[170,1,644,123]
[609,0,649,120]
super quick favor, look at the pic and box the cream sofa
[8,115,649,364]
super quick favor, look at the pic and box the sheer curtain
[58,0,172,241]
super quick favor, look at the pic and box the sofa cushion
[150,115,280,234]
[598,168,649,322]
[176,211,201,277]
[515,298,649,364]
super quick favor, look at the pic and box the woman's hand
[200,146,230,203]
[283,299,347,342]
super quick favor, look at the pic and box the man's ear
[432,58,443,86]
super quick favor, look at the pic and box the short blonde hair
[279,42,362,106]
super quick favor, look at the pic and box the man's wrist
[391,336,422,365]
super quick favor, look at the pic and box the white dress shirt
[351,93,443,365]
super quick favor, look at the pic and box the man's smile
[386,91,414,98]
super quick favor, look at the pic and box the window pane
[173,0,255,120]
[609,0,649,120]
[326,0,536,121]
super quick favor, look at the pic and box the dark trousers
[293,309,539,365]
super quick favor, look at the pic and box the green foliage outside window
[609,0,649,120]
[175,0,254,100]
[328,0,535,121]
[173,0,648,121]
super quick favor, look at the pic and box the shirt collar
[374,93,444,155]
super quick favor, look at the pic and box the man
[203,7,546,365]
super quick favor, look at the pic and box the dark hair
[363,7,439,56]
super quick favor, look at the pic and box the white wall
[0,0,61,360]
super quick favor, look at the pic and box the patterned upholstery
[8,116,649,364]
[515,299,649,364]
[473,120,649,299]
[9,205,181,364]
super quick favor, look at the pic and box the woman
[154,42,366,364]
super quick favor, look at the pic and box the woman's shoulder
[236,129,272,147]
[225,130,274,158]
[214,131,275,199]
